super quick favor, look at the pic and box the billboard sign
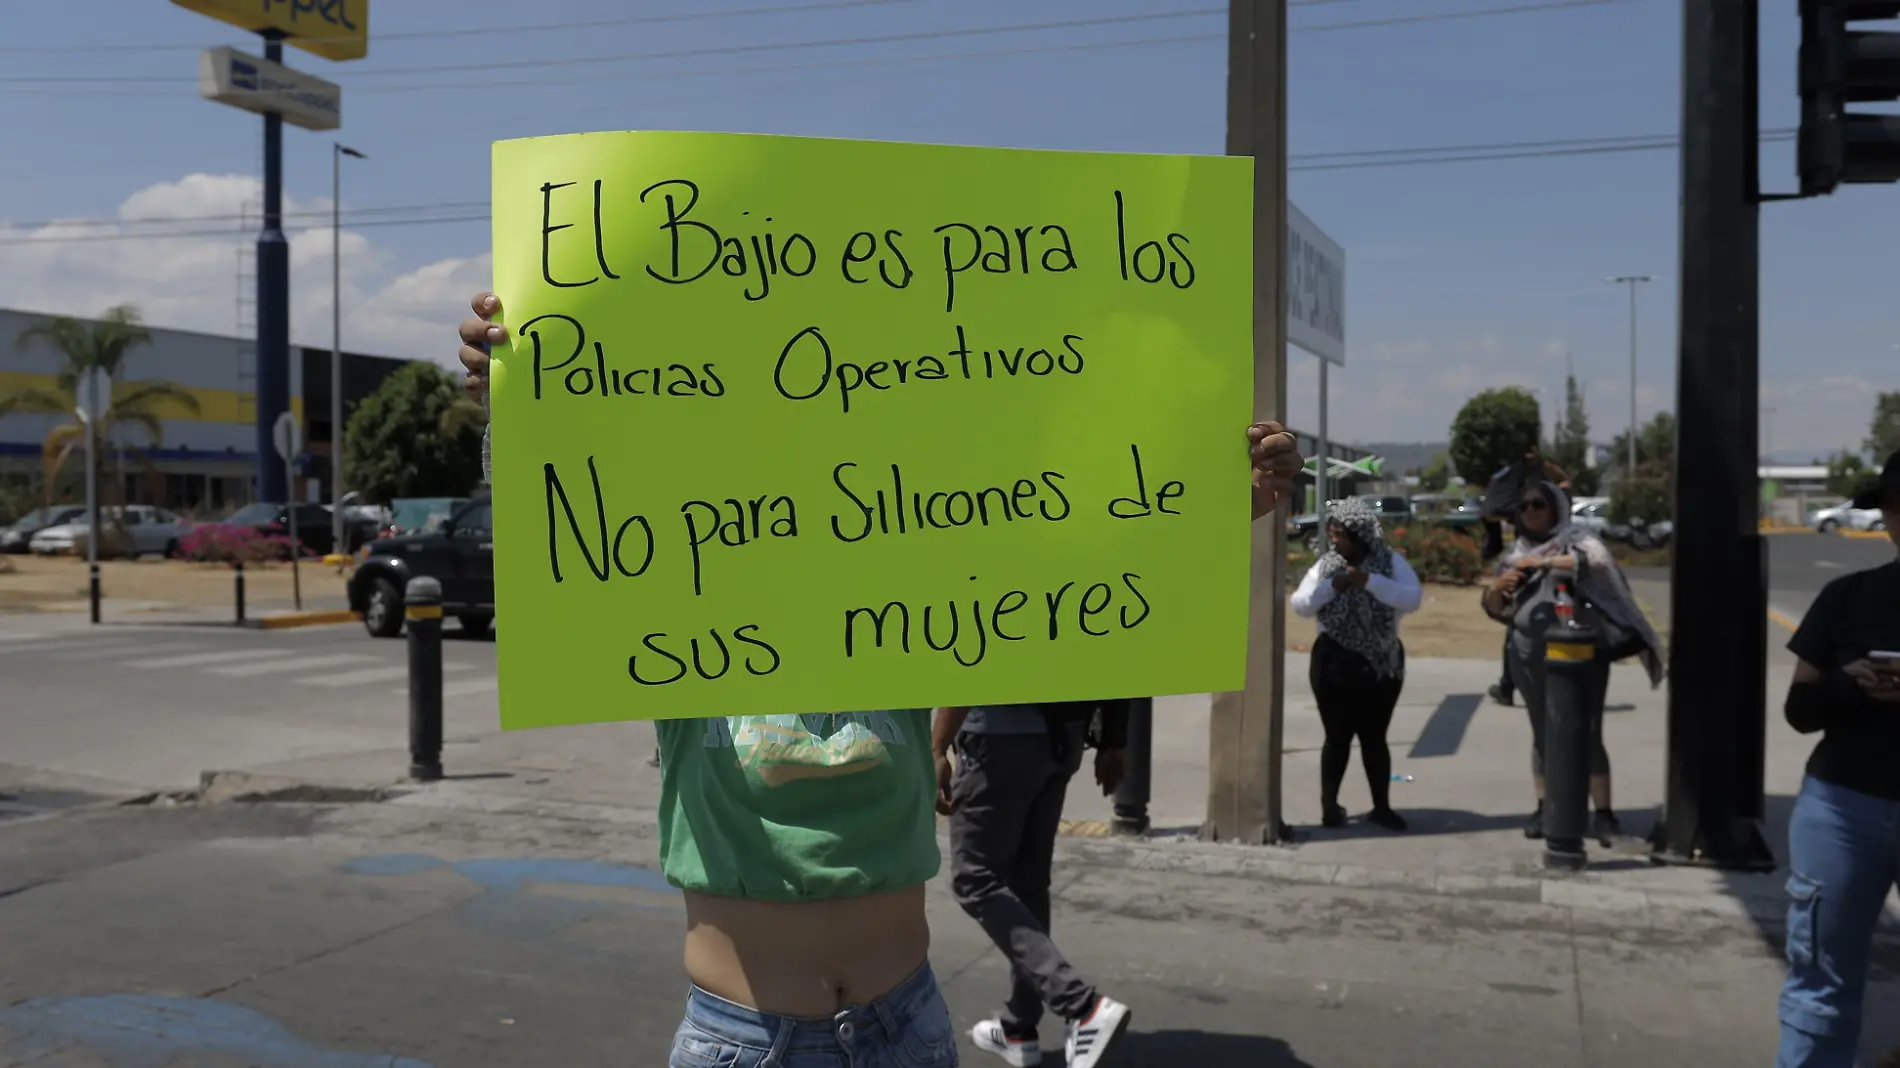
[1287,202,1346,365]
[199,46,341,131]
[173,0,369,62]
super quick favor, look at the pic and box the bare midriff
[680,883,930,1017]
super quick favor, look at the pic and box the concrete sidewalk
[0,779,1844,1068]
[221,646,1871,925]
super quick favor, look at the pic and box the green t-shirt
[654,710,942,902]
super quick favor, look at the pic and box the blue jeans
[670,963,959,1067]
[1777,776,1900,1068]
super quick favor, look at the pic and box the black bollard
[233,561,246,625]
[1112,697,1153,836]
[1541,578,1601,872]
[405,576,445,782]
[88,563,101,625]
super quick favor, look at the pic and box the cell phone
[1869,651,1900,671]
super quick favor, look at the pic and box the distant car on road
[1289,495,1413,551]
[1571,496,1613,535]
[378,497,471,541]
[1810,502,1885,534]
[348,496,494,638]
[27,505,191,558]
[0,506,85,554]
[221,502,374,556]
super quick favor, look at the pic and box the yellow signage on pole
[172,0,369,61]
[489,132,1253,728]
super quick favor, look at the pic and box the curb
[1841,529,1889,540]
[242,610,360,630]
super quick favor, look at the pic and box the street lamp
[1604,275,1653,478]
[332,143,366,555]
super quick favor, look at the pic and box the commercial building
[0,306,411,514]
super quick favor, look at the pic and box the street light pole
[331,143,365,555]
[1605,275,1652,478]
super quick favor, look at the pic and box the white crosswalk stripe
[127,649,293,669]
[295,662,474,688]
[207,653,379,678]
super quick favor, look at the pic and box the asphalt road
[1624,530,1893,626]
[0,617,500,799]
[0,790,1811,1068]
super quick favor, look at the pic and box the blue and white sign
[197,45,341,132]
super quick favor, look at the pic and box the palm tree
[1,305,202,521]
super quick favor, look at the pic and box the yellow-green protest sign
[490,132,1253,727]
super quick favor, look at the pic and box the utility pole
[1656,0,1775,871]
[256,33,290,504]
[332,143,365,553]
[1605,275,1652,477]
[1205,0,1290,845]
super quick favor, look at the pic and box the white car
[1810,503,1885,534]
[1570,496,1612,535]
[29,505,192,558]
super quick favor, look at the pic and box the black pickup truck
[347,496,494,638]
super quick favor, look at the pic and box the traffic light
[1798,0,1900,196]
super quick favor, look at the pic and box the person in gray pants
[933,701,1132,1068]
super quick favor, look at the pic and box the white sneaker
[1063,996,1130,1068]
[970,1019,1041,1066]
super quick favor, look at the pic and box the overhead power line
[0,126,1798,247]
[0,0,924,54]
[0,0,1378,56]
[0,0,1642,86]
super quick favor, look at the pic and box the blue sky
[0,0,1893,459]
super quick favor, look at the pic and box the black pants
[948,728,1096,1037]
[1309,634,1405,812]
[1497,638,1515,700]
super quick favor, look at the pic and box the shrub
[177,523,297,566]
[1386,524,1485,585]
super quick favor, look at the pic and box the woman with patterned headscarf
[1481,480,1664,844]
[1290,498,1424,831]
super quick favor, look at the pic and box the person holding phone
[455,292,1307,1068]
[1775,450,1900,1068]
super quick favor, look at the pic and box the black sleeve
[1784,674,1867,734]
[1787,581,1841,668]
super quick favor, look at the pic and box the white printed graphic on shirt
[699,713,911,787]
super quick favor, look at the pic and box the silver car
[1810,503,1885,534]
[29,505,192,558]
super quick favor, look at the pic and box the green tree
[342,362,483,502]
[1606,411,1677,525]
[1606,411,1677,475]
[1,305,201,511]
[1547,371,1599,497]
[1417,452,1451,493]
[1865,391,1900,463]
[1448,387,1542,486]
[1825,450,1878,499]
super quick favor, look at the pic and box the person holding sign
[1289,499,1422,831]
[459,283,1302,1066]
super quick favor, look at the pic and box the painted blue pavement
[341,854,681,941]
[0,995,431,1068]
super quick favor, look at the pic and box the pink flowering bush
[177,524,298,566]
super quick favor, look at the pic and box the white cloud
[0,172,485,369]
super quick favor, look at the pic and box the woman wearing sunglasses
[1480,481,1664,842]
